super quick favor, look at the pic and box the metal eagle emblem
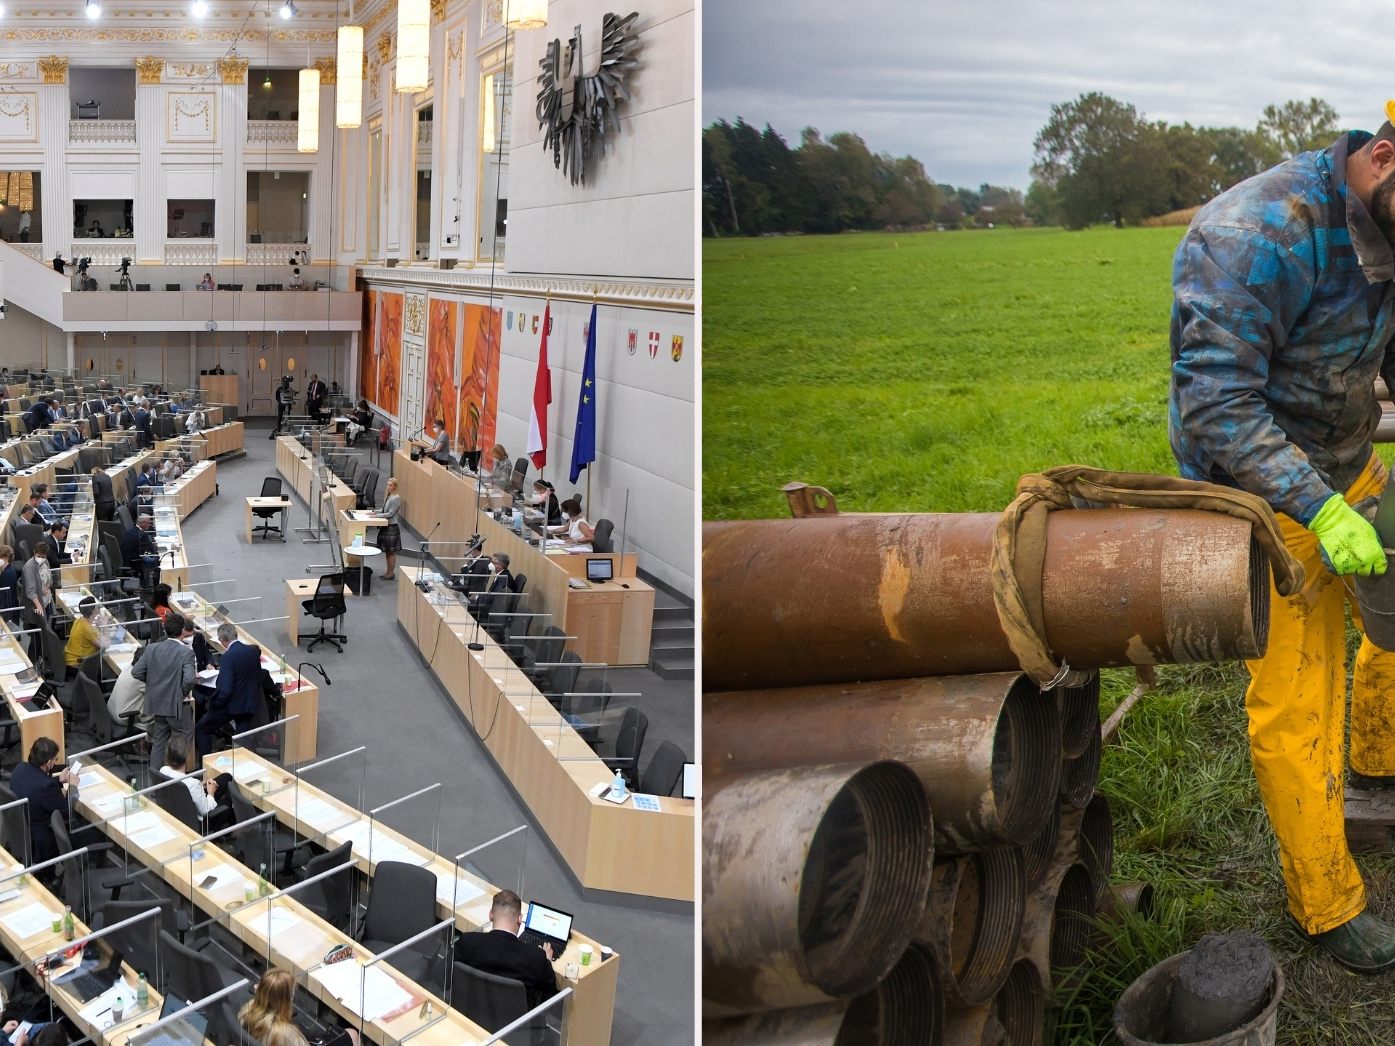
[535,11,640,186]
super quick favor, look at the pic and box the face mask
[488,563,498,573]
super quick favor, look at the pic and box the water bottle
[258,863,271,897]
[62,905,74,941]
[136,973,149,1009]
[611,770,626,799]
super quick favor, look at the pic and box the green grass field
[704,227,1395,1044]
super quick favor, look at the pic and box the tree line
[703,96,1341,236]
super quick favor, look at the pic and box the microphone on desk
[421,520,442,561]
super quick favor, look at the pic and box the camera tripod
[116,269,133,291]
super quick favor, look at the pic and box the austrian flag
[528,304,552,468]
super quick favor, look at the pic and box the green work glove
[1309,493,1388,576]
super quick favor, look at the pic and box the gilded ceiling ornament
[430,0,445,22]
[135,56,164,85]
[314,57,336,84]
[0,63,31,80]
[404,295,425,336]
[376,33,391,61]
[36,56,67,85]
[218,55,248,84]
[169,63,212,79]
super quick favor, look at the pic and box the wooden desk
[0,842,183,1044]
[397,568,695,902]
[276,437,355,518]
[209,748,619,1046]
[199,374,238,407]
[393,451,654,665]
[246,496,291,543]
[336,508,387,552]
[158,421,244,461]
[285,578,352,649]
[0,623,66,759]
[73,766,500,1046]
[158,460,217,518]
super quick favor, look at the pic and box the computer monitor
[585,557,613,583]
[147,993,211,1046]
[682,763,696,800]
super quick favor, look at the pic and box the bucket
[1113,951,1284,1046]
[1350,565,1395,651]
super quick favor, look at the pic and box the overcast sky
[702,0,1380,190]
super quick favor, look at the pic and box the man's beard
[1372,171,1395,246]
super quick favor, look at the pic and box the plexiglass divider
[123,978,251,1046]
[480,987,574,1046]
[66,734,149,790]
[227,715,301,781]
[0,797,31,867]
[364,784,441,870]
[35,905,167,1045]
[448,824,529,926]
[182,811,279,940]
[236,858,357,968]
[356,918,454,1041]
[292,747,368,846]
[88,772,202,879]
[0,848,95,974]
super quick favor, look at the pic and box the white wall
[0,302,66,369]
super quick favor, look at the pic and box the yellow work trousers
[1246,453,1395,935]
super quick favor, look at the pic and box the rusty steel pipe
[1018,862,1094,992]
[916,847,1026,1007]
[705,672,1061,850]
[1057,793,1114,906]
[943,960,1047,1046]
[1022,803,1061,892]
[702,511,1269,691]
[1055,672,1100,759]
[1060,723,1102,809]
[702,942,948,1046]
[703,762,934,1016]
[1098,881,1156,924]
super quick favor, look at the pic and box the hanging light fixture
[263,70,273,90]
[395,0,429,93]
[297,67,320,152]
[481,73,496,153]
[84,0,101,19]
[336,25,363,128]
[504,0,547,30]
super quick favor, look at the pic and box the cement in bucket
[1114,951,1284,1046]
[1351,557,1395,652]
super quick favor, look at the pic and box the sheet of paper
[1,901,54,939]
[195,862,246,894]
[130,823,178,849]
[434,871,485,907]
[311,962,415,1023]
[265,906,305,937]
[228,761,267,784]
[295,796,358,833]
[121,811,163,835]
[79,978,135,1025]
[89,793,126,816]
[77,772,102,790]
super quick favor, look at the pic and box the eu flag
[569,303,598,483]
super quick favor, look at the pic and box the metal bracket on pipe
[782,481,839,519]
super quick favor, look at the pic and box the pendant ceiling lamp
[505,0,547,30]
[396,0,429,93]
[336,25,364,128]
[298,67,320,152]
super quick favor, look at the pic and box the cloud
[703,0,1384,189]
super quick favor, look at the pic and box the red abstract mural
[425,298,459,443]
[376,291,402,416]
[457,303,502,455]
[359,291,378,404]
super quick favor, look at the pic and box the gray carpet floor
[180,421,695,1045]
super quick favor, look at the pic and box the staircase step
[650,653,693,681]
[653,605,693,624]
[651,639,694,658]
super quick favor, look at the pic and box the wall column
[215,57,249,264]
[36,57,70,264]
[134,58,166,264]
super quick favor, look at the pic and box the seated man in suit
[468,553,512,620]
[195,622,260,759]
[10,737,73,866]
[120,513,156,567]
[454,890,559,1014]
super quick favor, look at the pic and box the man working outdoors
[1171,100,1395,969]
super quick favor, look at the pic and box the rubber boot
[1350,770,1395,791]
[1301,911,1395,972]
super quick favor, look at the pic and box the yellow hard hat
[1386,99,1395,126]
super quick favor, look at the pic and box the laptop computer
[519,901,574,955]
[142,993,211,1046]
[53,946,124,1002]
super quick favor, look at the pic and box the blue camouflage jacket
[1170,131,1395,524]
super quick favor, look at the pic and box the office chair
[14,522,44,558]
[116,503,134,532]
[511,572,527,595]
[591,519,615,554]
[302,572,347,652]
[157,929,249,1043]
[0,782,29,863]
[50,810,127,914]
[353,468,380,510]
[295,840,354,931]
[77,673,136,776]
[452,962,531,1036]
[565,681,611,721]
[95,545,115,583]
[252,477,286,541]
[154,777,206,833]
[521,627,568,683]
[358,861,440,980]
[541,652,581,707]
[511,457,530,495]
[600,707,649,788]
[639,740,688,797]
[78,653,113,694]
[95,897,184,984]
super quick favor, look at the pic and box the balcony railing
[247,121,297,146]
[165,242,216,266]
[247,242,309,266]
[10,244,43,262]
[69,120,137,145]
[68,242,132,267]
